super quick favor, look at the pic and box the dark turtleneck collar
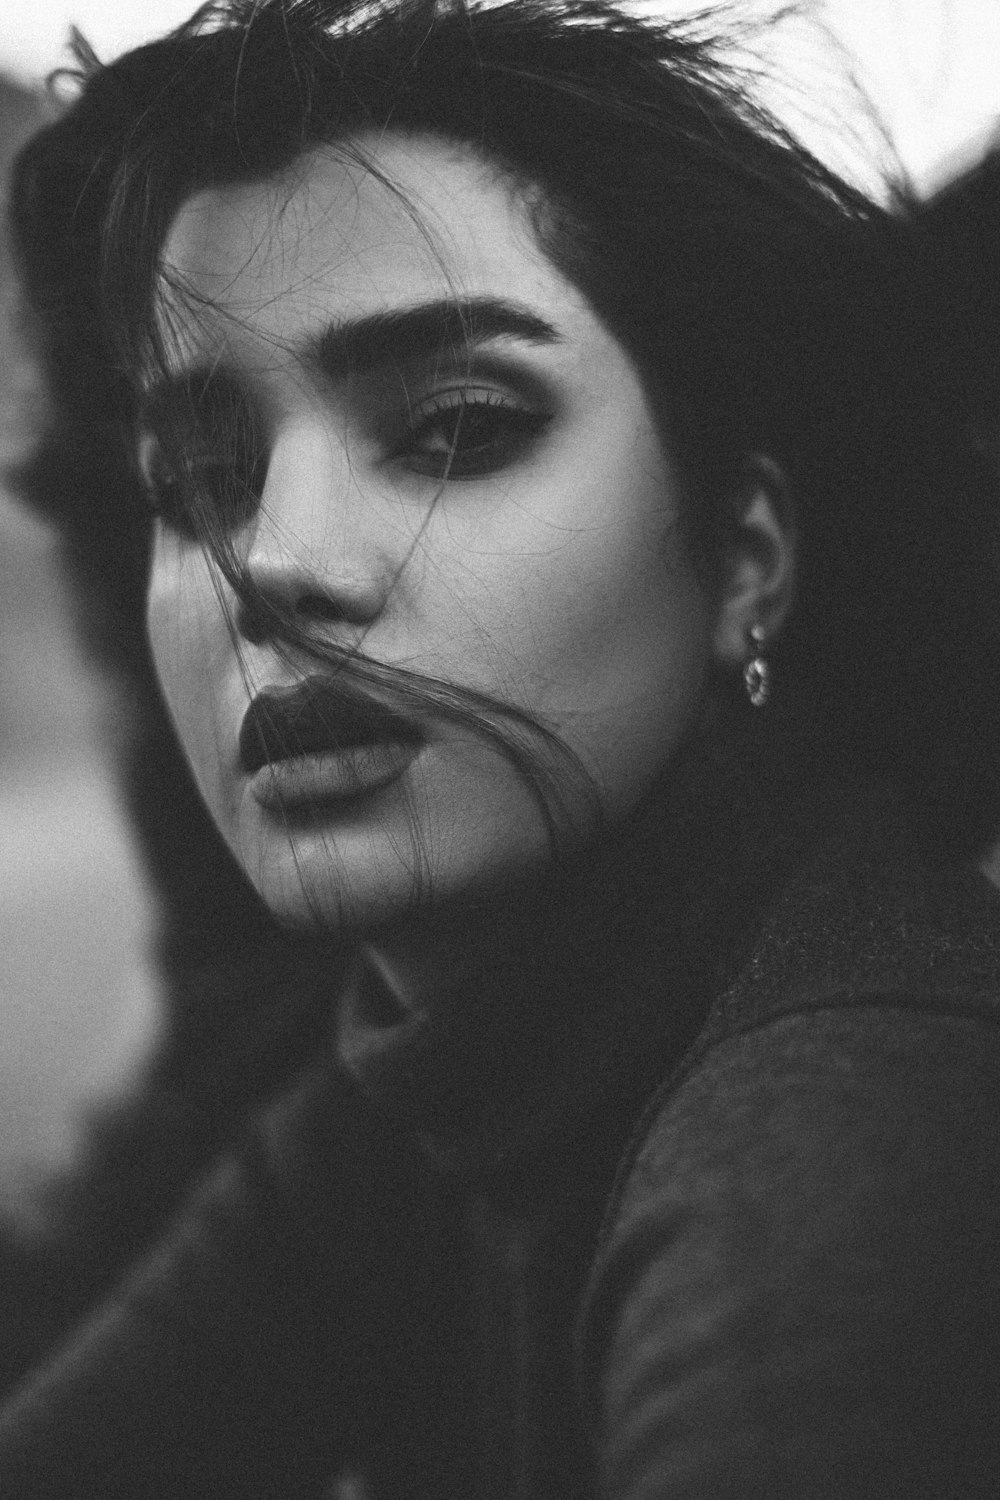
[333,732,891,1186]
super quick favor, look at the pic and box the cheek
[528,532,711,792]
[433,475,712,807]
[145,543,233,789]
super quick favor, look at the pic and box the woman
[2,0,1000,1494]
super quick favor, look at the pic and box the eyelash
[395,386,553,480]
[139,439,260,539]
[139,383,553,534]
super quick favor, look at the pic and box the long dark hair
[5,0,999,1370]
[9,0,1000,950]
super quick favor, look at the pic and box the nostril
[236,588,358,644]
[236,593,285,646]
[297,592,347,621]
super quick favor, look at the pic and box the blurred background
[0,70,161,1208]
[1,0,999,1197]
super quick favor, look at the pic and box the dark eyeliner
[396,385,554,479]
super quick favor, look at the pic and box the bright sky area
[1,0,999,194]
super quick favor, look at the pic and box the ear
[711,453,796,670]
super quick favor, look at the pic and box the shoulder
[580,841,1000,1499]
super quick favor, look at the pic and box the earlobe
[711,453,796,672]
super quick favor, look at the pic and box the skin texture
[145,133,786,963]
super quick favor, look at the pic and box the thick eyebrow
[138,296,561,428]
[308,296,561,382]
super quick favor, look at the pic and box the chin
[233,783,556,935]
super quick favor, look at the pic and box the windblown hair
[9,0,1000,944]
[916,148,1000,567]
[4,0,999,1368]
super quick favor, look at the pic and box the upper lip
[238,672,424,776]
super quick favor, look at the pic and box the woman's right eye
[137,433,260,538]
[139,446,214,537]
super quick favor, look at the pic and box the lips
[239,673,424,777]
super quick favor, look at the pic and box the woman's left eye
[398,388,552,479]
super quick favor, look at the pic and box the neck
[333,730,821,1175]
[356,722,775,1019]
[361,833,639,1023]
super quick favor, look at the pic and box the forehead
[157,133,591,357]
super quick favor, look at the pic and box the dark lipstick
[239,673,424,810]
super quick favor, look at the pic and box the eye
[399,387,552,480]
[137,426,263,539]
[138,437,221,538]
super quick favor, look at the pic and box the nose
[238,420,395,642]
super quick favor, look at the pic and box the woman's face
[145,133,716,932]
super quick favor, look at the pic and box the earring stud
[743,623,770,708]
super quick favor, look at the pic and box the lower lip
[249,738,422,812]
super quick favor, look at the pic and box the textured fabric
[585,1008,1000,1498]
[1,783,999,1496]
[580,812,1000,1498]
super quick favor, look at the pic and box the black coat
[2,774,999,1498]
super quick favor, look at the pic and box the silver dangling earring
[743,624,770,708]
